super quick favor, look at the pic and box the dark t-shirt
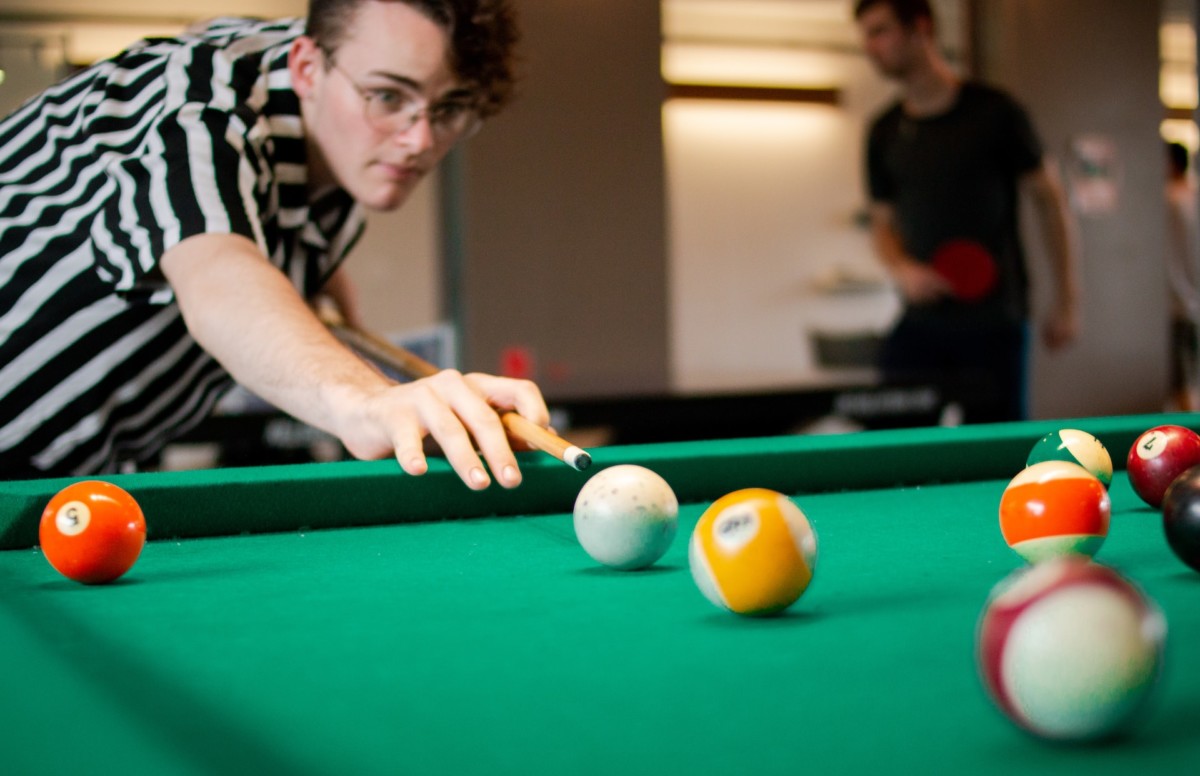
[866,82,1044,320]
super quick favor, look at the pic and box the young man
[855,0,1081,422]
[0,0,547,489]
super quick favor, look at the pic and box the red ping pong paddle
[930,239,998,301]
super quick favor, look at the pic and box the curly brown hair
[306,0,519,117]
[854,0,934,29]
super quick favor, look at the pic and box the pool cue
[317,308,592,472]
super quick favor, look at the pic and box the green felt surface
[2,415,1200,774]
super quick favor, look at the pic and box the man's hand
[162,232,551,491]
[891,258,953,304]
[1024,161,1083,352]
[1041,303,1081,351]
[867,202,952,304]
[335,371,549,490]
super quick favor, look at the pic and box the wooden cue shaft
[318,310,592,472]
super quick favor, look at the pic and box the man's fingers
[348,371,553,490]
[465,373,551,428]
[426,372,522,488]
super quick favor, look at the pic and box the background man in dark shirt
[856,0,1081,422]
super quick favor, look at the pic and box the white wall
[665,51,902,392]
[346,180,442,339]
[979,0,1167,419]
[0,35,66,116]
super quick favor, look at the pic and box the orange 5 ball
[40,480,146,584]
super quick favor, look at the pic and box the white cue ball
[573,465,679,570]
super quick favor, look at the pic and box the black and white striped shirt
[0,17,365,477]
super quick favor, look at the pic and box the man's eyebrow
[364,71,423,91]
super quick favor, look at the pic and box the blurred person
[856,0,1081,423]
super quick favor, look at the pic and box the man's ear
[289,36,322,99]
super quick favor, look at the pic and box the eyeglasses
[324,56,481,143]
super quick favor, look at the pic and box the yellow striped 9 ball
[688,488,817,616]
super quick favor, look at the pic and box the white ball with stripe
[976,557,1165,741]
[1026,428,1113,487]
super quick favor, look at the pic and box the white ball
[573,465,679,570]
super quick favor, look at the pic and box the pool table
[2,413,1199,775]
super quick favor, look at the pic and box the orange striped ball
[688,488,818,616]
[999,461,1110,564]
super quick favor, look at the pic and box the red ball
[39,480,146,584]
[1126,425,1200,508]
